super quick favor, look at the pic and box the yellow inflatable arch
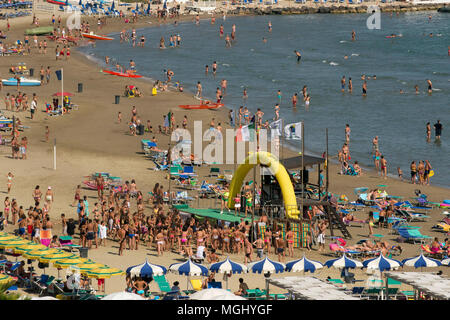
[227,151,300,219]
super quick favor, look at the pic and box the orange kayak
[81,33,113,41]
[178,103,224,110]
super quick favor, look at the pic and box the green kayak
[25,26,54,36]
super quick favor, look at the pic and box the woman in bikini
[32,185,42,206]
[6,172,14,194]
[286,228,294,257]
[4,196,10,223]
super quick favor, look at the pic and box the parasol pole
[53,138,56,170]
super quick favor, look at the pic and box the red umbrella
[52,92,74,97]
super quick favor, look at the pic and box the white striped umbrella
[247,257,286,275]
[169,258,209,290]
[441,258,450,266]
[402,253,442,269]
[363,255,402,272]
[285,255,323,273]
[210,257,248,289]
[126,259,167,278]
[324,254,363,269]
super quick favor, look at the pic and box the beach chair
[60,236,82,252]
[189,279,203,292]
[40,229,52,247]
[349,286,365,298]
[398,228,431,244]
[182,166,196,176]
[362,287,382,300]
[153,275,172,294]
[33,275,55,296]
[399,290,415,300]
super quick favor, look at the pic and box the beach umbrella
[163,0,167,9]
[75,262,107,273]
[190,288,246,301]
[210,257,248,289]
[38,251,76,263]
[126,259,167,278]
[52,92,73,97]
[169,259,209,276]
[85,267,125,279]
[169,258,209,290]
[110,0,114,11]
[363,255,402,272]
[441,258,450,266]
[53,258,89,269]
[146,3,150,15]
[135,2,138,11]
[23,248,61,260]
[402,253,442,269]
[247,257,286,275]
[285,255,324,273]
[102,292,145,300]
[0,234,21,240]
[79,0,82,6]
[324,254,363,269]
[0,239,30,248]
[0,274,15,285]
[13,243,48,254]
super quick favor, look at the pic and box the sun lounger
[362,287,382,300]
[398,228,431,244]
[153,275,172,294]
[33,275,55,296]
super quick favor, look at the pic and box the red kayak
[102,69,143,78]
[81,32,113,41]
[178,103,224,110]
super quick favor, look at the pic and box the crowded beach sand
[0,3,449,300]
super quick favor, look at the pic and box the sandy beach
[0,7,449,299]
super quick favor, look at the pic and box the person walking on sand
[195,81,202,99]
[286,227,294,257]
[6,172,13,194]
[380,155,388,179]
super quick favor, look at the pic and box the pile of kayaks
[178,102,224,110]
[102,69,143,78]
[2,77,41,86]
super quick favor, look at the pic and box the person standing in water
[294,50,301,63]
[277,90,282,105]
[427,79,432,94]
[434,120,442,141]
[341,76,346,93]
[242,88,248,105]
[225,34,231,47]
[362,80,367,96]
[268,21,272,32]
[351,30,356,41]
[292,93,298,108]
[345,124,351,143]
[348,77,353,93]
[219,24,224,38]
[380,155,388,179]
[426,122,431,142]
[212,61,217,77]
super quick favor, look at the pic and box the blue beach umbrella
[146,3,150,15]
[163,0,167,9]
[324,254,363,269]
[210,257,248,274]
[135,2,139,11]
[210,257,247,290]
[110,1,115,11]
[169,258,209,276]
[441,258,450,266]
[402,253,442,269]
[126,259,167,278]
[79,0,82,6]
[247,257,285,275]
[169,258,209,290]
[363,255,402,272]
[285,255,323,273]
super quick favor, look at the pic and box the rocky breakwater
[225,3,444,15]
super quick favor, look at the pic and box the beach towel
[40,229,52,247]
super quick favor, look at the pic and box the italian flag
[236,122,255,142]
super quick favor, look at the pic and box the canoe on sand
[178,103,224,110]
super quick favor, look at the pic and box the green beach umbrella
[85,267,124,279]
[0,239,31,248]
[13,243,48,254]
[23,248,61,259]
[53,258,90,269]
[38,252,77,263]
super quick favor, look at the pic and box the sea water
[79,12,450,187]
